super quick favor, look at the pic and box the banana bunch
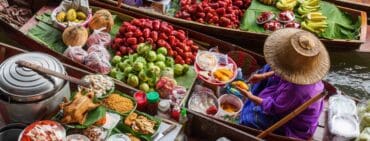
[298,0,320,15]
[301,12,327,34]
[276,0,298,11]
[259,0,277,5]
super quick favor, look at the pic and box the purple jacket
[258,75,324,139]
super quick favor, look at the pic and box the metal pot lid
[0,52,66,102]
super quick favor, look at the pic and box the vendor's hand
[236,86,252,97]
[247,71,274,83]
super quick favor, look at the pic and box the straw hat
[263,28,330,85]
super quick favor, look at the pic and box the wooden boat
[90,0,368,50]
[0,42,262,141]
[324,0,370,17]
[0,2,356,141]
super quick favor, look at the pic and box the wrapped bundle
[87,44,111,60]
[63,47,88,64]
[85,52,111,74]
[87,29,111,47]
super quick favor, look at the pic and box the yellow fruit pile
[213,68,234,82]
[276,0,297,11]
[56,8,87,23]
[301,12,327,34]
[298,0,320,15]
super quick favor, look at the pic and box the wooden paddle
[15,60,91,88]
[257,92,328,139]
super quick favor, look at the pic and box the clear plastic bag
[85,52,111,74]
[63,47,88,64]
[87,28,111,47]
[87,44,111,61]
[328,94,360,139]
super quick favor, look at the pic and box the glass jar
[134,91,147,112]
[146,91,160,115]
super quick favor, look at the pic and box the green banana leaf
[319,1,360,39]
[115,111,161,141]
[240,0,360,40]
[83,106,107,126]
[175,66,197,90]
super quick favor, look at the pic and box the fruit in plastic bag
[85,52,112,74]
[87,29,112,47]
[63,47,88,64]
[87,44,111,60]
[156,76,177,98]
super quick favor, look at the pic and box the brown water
[324,51,370,100]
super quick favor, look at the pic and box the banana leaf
[319,1,360,39]
[115,111,161,141]
[83,106,107,127]
[175,66,197,90]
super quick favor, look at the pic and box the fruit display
[256,11,275,24]
[301,12,328,34]
[213,68,234,82]
[276,11,295,23]
[63,47,88,64]
[259,0,276,5]
[263,20,282,31]
[284,21,300,28]
[111,18,199,65]
[85,51,112,74]
[87,29,112,47]
[89,9,114,32]
[56,8,87,23]
[175,0,251,28]
[62,25,89,47]
[298,0,320,15]
[276,0,297,11]
[110,43,189,92]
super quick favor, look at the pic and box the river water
[325,51,370,99]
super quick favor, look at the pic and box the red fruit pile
[175,0,251,28]
[111,18,199,64]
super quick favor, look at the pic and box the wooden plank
[358,25,370,52]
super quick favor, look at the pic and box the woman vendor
[237,28,330,140]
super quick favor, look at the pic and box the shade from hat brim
[263,29,330,85]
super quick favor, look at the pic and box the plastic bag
[87,44,111,61]
[63,47,88,64]
[85,52,111,74]
[156,76,177,98]
[328,94,360,139]
[87,28,111,47]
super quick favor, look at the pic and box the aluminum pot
[0,52,70,124]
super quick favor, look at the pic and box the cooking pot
[0,52,70,124]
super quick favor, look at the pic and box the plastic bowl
[216,94,243,118]
[18,120,66,141]
[194,56,238,86]
[51,6,92,30]
[188,92,218,115]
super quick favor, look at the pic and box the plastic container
[66,134,90,141]
[158,100,171,119]
[147,91,160,115]
[134,91,148,112]
[106,133,130,141]
[216,94,243,118]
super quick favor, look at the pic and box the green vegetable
[157,47,167,55]
[110,67,118,78]
[147,62,155,68]
[146,51,157,62]
[156,54,166,62]
[119,62,130,71]
[124,66,133,74]
[135,56,147,64]
[174,64,184,76]
[148,77,158,87]
[84,106,106,126]
[155,61,166,70]
[148,65,161,77]
[183,64,189,74]
[137,43,152,55]
[127,74,139,87]
[165,57,175,67]
[111,56,122,65]
[139,83,150,92]
[138,70,149,82]
[133,62,144,72]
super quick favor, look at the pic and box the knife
[153,124,177,141]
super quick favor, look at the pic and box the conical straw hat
[263,28,330,85]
